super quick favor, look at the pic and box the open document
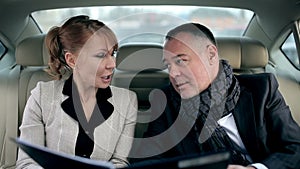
[12,137,230,169]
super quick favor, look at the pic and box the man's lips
[175,81,189,89]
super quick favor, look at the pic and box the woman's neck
[73,75,97,122]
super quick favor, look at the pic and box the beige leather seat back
[276,76,300,124]
[15,34,53,123]
[0,34,52,168]
[216,37,269,73]
[0,64,20,169]
[112,43,169,110]
[112,43,169,137]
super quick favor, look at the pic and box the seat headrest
[16,34,49,66]
[116,43,166,71]
[216,37,268,69]
[15,35,267,70]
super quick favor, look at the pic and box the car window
[281,33,300,69]
[0,40,6,61]
[32,6,253,44]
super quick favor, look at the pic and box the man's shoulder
[236,72,276,82]
[236,73,278,97]
[236,73,278,89]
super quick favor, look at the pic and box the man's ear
[207,45,218,64]
[65,52,76,69]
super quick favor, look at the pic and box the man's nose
[168,65,180,78]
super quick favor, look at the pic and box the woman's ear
[65,52,76,69]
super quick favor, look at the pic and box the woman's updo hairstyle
[45,15,118,80]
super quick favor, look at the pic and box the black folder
[12,137,230,169]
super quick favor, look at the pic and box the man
[141,23,300,169]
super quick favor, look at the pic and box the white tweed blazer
[16,79,138,169]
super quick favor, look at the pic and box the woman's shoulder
[30,79,66,98]
[35,79,65,90]
[110,85,134,94]
[110,86,137,100]
[28,79,66,104]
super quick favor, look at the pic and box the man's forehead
[167,32,196,44]
[164,36,199,54]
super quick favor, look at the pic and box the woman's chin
[95,83,110,89]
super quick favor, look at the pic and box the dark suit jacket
[142,73,300,169]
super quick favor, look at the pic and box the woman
[16,15,137,168]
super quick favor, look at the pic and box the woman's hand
[227,165,256,169]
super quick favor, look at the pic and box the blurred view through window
[32,6,253,44]
[282,33,300,69]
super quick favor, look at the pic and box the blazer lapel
[233,88,260,161]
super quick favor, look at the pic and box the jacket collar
[61,75,114,126]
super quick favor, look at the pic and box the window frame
[281,21,300,70]
[0,40,7,61]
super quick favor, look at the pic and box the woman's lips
[100,74,112,83]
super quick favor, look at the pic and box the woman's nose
[105,56,116,69]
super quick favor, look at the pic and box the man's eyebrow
[176,54,186,57]
[163,54,187,63]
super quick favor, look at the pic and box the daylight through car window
[282,33,300,69]
[32,6,253,44]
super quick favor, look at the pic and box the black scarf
[176,60,250,165]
